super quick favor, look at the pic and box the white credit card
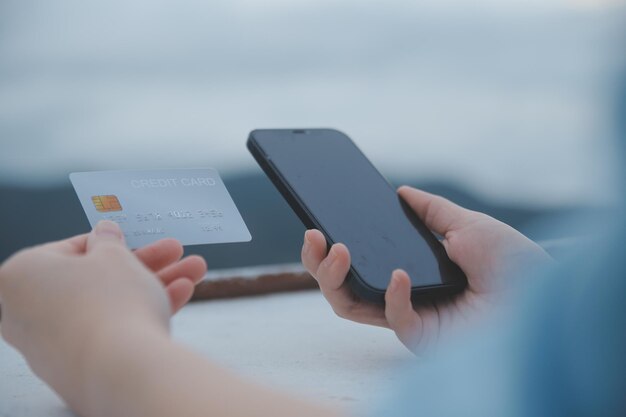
[70,168,251,248]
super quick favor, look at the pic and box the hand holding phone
[247,128,466,302]
[248,129,553,353]
[301,185,554,352]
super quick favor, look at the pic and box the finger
[315,243,351,291]
[134,238,184,272]
[302,231,388,326]
[385,269,422,351]
[157,255,207,286]
[314,243,386,325]
[398,186,471,235]
[86,221,126,252]
[301,229,328,276]
[166,278,195,313]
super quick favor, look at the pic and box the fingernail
[94,220,122,238]
[303,232,311,254]
[388,274,398,293]
[324,247,337,267]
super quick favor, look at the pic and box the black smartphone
[247,128,466,303]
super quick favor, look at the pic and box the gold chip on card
[91,195,122,212]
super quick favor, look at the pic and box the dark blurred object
[0,172,594,267]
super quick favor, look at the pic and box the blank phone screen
[252,129,462,291]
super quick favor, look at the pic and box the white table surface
[0,290,412,416]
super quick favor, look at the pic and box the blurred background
[1,0,624,267]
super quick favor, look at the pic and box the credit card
[70,168,251,248]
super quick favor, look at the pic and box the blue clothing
[376,82,626,416]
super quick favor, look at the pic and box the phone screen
[250,129,464,293]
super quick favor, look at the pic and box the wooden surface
[191,263,318,301]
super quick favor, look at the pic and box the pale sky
[0,0,623,206]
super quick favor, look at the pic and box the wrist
[75,317,170,417]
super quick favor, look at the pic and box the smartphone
[247,128,466,303]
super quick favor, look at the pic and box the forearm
[78,324,341,417]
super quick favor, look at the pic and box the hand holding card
[70,168,251,248]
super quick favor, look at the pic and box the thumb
[397,186,471,236]
[87,220,126,252]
